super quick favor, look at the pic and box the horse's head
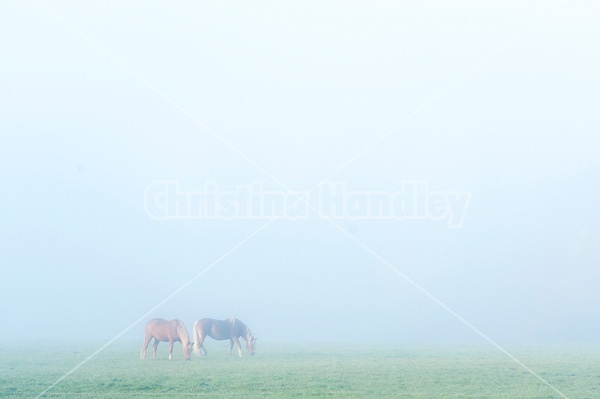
[183,341,193,360]
[246,337,257,356]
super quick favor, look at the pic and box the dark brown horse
[140,318,192,360]
[192,317,257,357]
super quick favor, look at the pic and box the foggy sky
[1,0,599,345]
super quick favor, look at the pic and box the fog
[1,1,599,346]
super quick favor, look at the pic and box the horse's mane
[241,323,253,340]
[230,317,252,339]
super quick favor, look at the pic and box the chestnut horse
[140,318,192,360]
[193,317,257,357]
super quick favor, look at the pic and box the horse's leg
[229,339,234,355]
[152,339,159,359]
[168,339,174,360]
[140,333,152,359]
[232,337,243,357]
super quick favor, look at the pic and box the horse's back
[194,318,234,340]
[215,318,237,340]
[146,318,178,340]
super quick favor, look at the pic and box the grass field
[1,342,598,398]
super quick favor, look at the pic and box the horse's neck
[242,326,252,341]
[177,322,189,344]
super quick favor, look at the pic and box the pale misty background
[1,1,599,345]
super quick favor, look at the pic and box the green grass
[1,342,598,398]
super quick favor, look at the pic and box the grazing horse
[193,317,257,357]
[140,318,192,360]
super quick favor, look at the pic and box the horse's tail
[192,320,201,356]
